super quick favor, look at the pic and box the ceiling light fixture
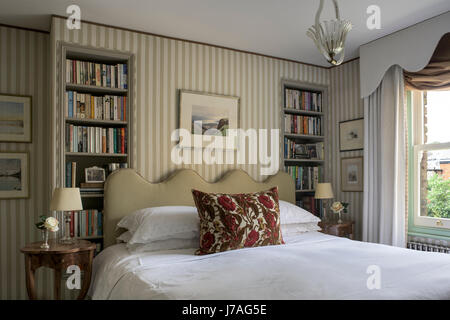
[306,0,352,66]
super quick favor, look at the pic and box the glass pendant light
[306,0,352,66]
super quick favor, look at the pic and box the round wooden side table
[20,239,96,300]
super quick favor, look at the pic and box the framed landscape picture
[0,94,32,143]
[341,156,363,192]
[0,152,29,199]
[179,90,239,149]
[339,118,363,151]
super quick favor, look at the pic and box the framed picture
[0,152,29,199]
[179,90,239,149]
[339,118,363,151]
[341,156,363,192]
[0,94,32,143]
[85,166,106,183]
[306,144,318,159]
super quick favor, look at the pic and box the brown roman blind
[404,33,450,91]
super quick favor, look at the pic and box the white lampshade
[50,188,83,211]
[315,183,334,199]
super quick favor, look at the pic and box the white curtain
[363,65,406,247]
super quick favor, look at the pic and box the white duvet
[88,232,450,299]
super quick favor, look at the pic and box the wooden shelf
[65,117,127,126]
[284,159,324,164]
[283,108,324,116]
[80,193,104,198]
[65,152,127,157]
[66,83,127,95]
[284,133,324,141]
[295,190,315,193]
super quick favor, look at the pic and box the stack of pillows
[116,187,321,254]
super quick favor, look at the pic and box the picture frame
[339,118,363,152]
[306,144,318,159]
[85,166,106,183]
[0,93,32,143]
[341,156,363,192]
[0,152,29,199]
[179,90,240,149]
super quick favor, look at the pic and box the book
[65,124,127,154]
[66,59,128,89]
[284,88,322,112]
[80,182,104,188]
[284,114,322,135]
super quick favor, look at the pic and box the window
[411,90,450,229]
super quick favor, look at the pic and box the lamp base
[60,211,76,244]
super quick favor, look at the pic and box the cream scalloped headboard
[103,168,295,248]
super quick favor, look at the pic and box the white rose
[331,201,344,213]
[44,217,59,230]
[48,225,59,232]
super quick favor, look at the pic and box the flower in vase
[44,217,59,232]
[331,202,344,213]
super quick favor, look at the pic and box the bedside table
[20,239,96,300]
[318,221,355,239]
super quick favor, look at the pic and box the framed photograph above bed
[339,118,363,152]
[179,90,239,149]
[341,156,363,192]
[0,152,29,199]
[0,94,32,143]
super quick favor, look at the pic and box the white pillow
[126,238,199,253]
[116,207,153,233]
[117,230,133,243]
[281,222,321,236]
[123,206,200,245]
[279,200,321,225]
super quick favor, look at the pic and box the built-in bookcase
[59,43,133,253]
[281,80,327,217]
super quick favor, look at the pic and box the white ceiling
[0,0,449,66]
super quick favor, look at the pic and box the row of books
[66,59,128,89]
[285,89,322,112]
[65,162,77,188]
[285,166,322,191]
[65,125,127,154]
[80,182,104,195]
[65,91,127,121]
[284,114,322,136]
[68,210,103,238]
[284,139,324,160]
[296,197,322,218]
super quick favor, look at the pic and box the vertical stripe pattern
[329,60,364,240]
[1,17,363,299]
[51,17,330,184]
[0,26,51,299]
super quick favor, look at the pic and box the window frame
[410,90,450,230]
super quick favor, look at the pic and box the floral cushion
[191,187,284,255]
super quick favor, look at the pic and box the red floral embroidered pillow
[192,187,284,255]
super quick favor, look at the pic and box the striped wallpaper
[1,17,363,299]
[50,16,330,186]
[329,60,364,240]
[0,25,53,300]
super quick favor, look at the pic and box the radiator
[407,241,450,254]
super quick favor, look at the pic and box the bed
[88,169,450,300]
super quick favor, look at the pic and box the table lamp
[50,188,83,244]
[315,183,334,220]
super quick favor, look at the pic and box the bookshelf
[59,43,134,253]
[281,79,328,218]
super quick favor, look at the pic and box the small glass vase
[40,229,50,249]
[337,211,343,224]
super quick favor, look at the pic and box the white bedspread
[88,232,450,299]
